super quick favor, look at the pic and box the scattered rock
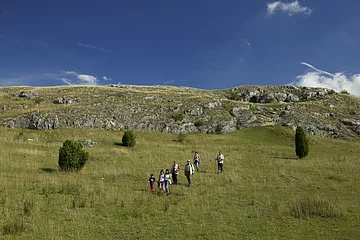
[53,97,73,104]
[15,91,38,99]
[80,139,96,148]
[355,125,360,134]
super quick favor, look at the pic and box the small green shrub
[295,126,309,159]
[194,120,204,127]
[249,96,259,103]
[226,91,241,101]
[340,90,350,95]
[122,130,136,147]
[265,98,277,103]
[215,124,223,134]
[58,140,89,171]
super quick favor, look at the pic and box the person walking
[216,151,224,174]
[148,174,156,192]
[158,169,165,191]
[164,169,172,194]
[170,161,180,184]
[184,159,195,187]
[193,152,201,171]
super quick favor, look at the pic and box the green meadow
[1,125,360,239]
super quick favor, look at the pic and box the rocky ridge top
[0,85,359,140]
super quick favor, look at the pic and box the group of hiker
[148,151,225,194]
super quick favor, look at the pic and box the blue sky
[1,0,360,95]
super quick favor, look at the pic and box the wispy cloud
[300,62,333,76]
[164,80,175,85]
[0,75,31,86]
[163,79,188,85]
[267,1,312,16]
[76,42,114,53]
[240,39,251,48]
[0,71,111,86]
[62,71,98,85]
[102,76,112,81]
[208,61,221,69]
[293,62,360,97]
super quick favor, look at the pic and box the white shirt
[217,154,224,164]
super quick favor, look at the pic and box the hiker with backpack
[184,159,195,187]
[216,151,224,173]
[170,161,180,184]
[193,152,201,171]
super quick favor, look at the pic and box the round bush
[122,130,136,147]
[295,126,309,159]
[58,140,89,171]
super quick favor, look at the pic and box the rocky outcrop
[15,91,38,99]
[1,85,359,140]
[231,86,335,103]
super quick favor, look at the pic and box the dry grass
[0,125,360,239]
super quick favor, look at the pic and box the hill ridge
[0,85,359,140]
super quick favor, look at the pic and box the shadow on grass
[40,168,57,173]
[270,156,298,160]
[114,142,124,146]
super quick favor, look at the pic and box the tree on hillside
[58,140,89,171]
[122,130,136,147]
[295,126,309,159]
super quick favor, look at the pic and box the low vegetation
[295,126,309,159]
[58,140,89,171]
[122,130,136,147]
[0,125,360,239]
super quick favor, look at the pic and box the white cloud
[294,62,360,97]
[63,71,98,85]
[77,74,98,85]
[267,1,312,16]
[60,78,72,85]
[103,76,112,81]
[76,42,113,53]
[0,71,107,86]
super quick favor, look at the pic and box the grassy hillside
[0,126,360,239]
[1,85,360,140]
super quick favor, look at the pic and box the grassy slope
[0,126,360,239]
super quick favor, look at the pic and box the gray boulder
[15,91,38,99]
[274,92,287,102]
[53,97,73,104]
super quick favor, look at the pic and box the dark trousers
[218,162,223,173]
[185,173,191,185]
[172,173,178,184]
[164,180,170,193]
[194,160,200,171]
